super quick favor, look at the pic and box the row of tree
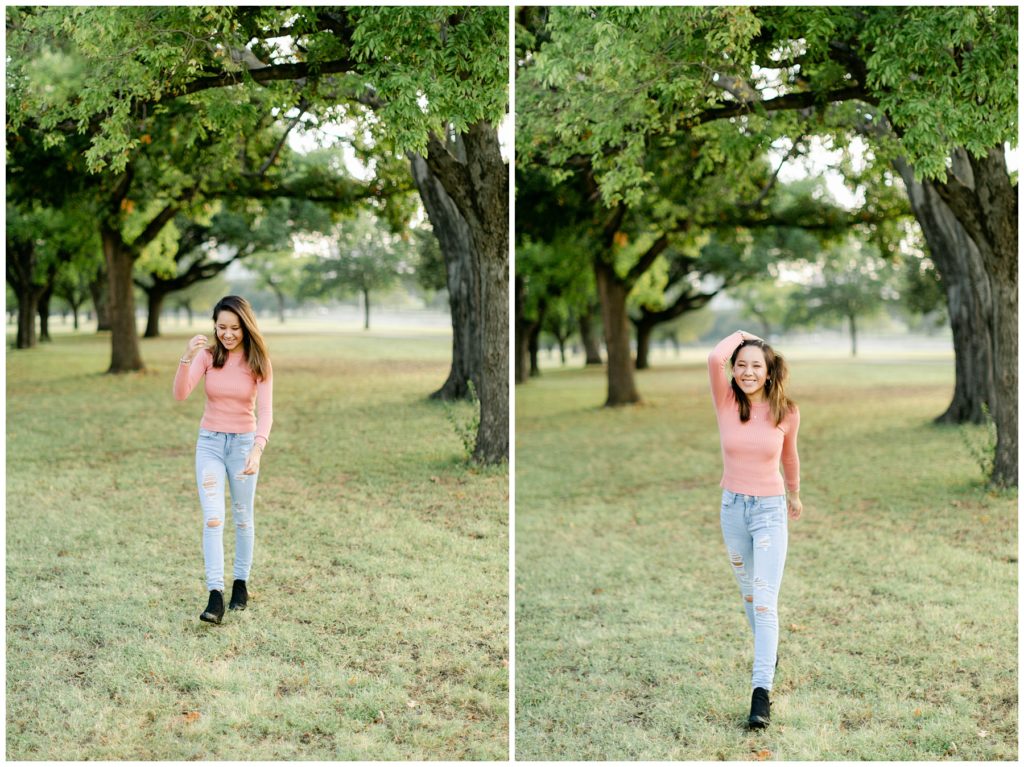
[515,7,1017,487]
[7,6,509,463]
[525,230,946,370]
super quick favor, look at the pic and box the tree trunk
[89,271,111,332]
[424,121,507,464]
[409,150,483,401]
[37,282,54,343]
[579,304,603,365]
[848,314,857,357]
[101,223,144,373]
[143,288,167,338]
[528,322,541,378]
[987,277,1017,487]
[932,145,1017,487]
[892,156,994,424]
[15,294,39,349]
[514,275,537,385]
[634,319,655,370]
[7,242,44,349]
[274,288,286,324]
[362,287,370,330]
[557,337,567,364]
[595,260,640,405]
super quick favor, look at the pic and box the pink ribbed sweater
[173,348,273,447]
[708,331,800,496]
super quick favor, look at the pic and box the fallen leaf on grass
[347,676,358,685]
[753,748,772,760]
[788,624,807,632]
[978,729,989,738]
[501,659,509,667]
[182,711,200,724]
[406,699,418,708]
[913,708,922,717]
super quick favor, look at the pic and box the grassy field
[515,350,1016,761]
[6,328,508,760]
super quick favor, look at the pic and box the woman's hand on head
[787,492,803,520]
[243,444,263,475]
[184,335,208,360]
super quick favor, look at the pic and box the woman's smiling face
[215,310,244,352]
[733,344,768,401]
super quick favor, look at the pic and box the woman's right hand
[184,334,208,361]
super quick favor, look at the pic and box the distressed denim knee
[196,429,259,592]
[720,490,788,691]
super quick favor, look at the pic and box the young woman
[174,296,273,625]
[707,330,801,729]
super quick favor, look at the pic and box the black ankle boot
[228,579,248,611]
[200,590,224,624]
[748,687,771,729]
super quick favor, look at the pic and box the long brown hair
[730,339,795,426]
[208,295,271,381]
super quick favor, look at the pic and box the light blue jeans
[720,489,788,691]
[195,429,259,592]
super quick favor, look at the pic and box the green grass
[7,329,508,760]
[515,352,1016,761]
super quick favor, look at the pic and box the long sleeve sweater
[173,348,273,448]
[708,331,799,496]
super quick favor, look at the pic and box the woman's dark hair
[208,295,270,381]
[730,339,795,426]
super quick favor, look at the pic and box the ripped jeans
[720,490,788,691]
[195,429,259,592]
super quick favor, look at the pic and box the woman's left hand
[243,444,263,475]
[787,492,803,520]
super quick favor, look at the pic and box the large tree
[517,6,1017,484]
[409,150,482,401]
[8,6,509,463]
[754,6,1018,485]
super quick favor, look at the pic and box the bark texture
[579,304,603,365]
[101,169,181,373]
[409,150,482,401]
[594,228,669,405]
[595,259,641,405]
[6,240,46,349]
[101,222,145,372]
[893,155,995,425]
[425,121,508,464]
[89,272,111,331]
[931,146,1017,487]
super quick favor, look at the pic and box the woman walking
[174,296,273,624]
[708,330,801,729]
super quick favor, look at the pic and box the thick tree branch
[424,131,475,221]
[625,233,669,287]
[133,203,182,253]
[690,85,876,127]
[55,58,358,134]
